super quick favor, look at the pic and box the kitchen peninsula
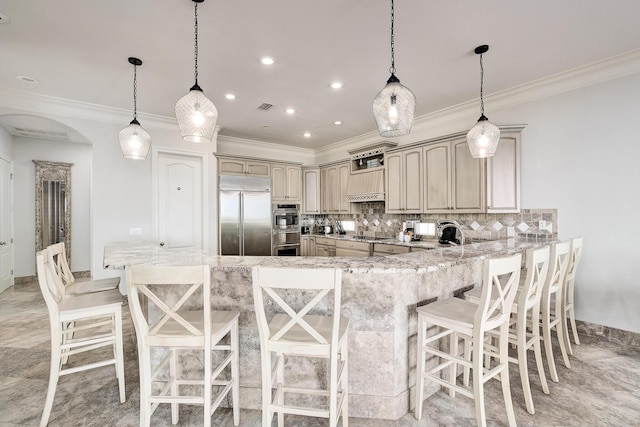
[104,237,552,420]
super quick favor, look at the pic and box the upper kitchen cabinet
[320,161,350,214]
[385,147,423,213]
[272,164,302,202]
[423,138,485,213]
[302,167,321,214]
[422,127,522,214]
[217,155,271,177]
[486,132,521,213]
[337,163,350,213]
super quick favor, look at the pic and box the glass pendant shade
[466,115,500,158]
[119,119,152,160]
[175,85,218,143]
[373,75,416,137]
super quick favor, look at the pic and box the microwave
[273,204,299,229]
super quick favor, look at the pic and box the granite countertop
[304,233,439,249]
[104,236,556,274]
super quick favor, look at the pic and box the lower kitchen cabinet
[335,240,371,257]
[372,244,410,256]
[301,236,316,256]
[315,237,336,257]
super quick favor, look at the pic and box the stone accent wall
[303,203,558,240]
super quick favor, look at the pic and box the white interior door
[0,157,13,293]
[156,151,205,249]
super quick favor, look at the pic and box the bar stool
[563,237,583,353]
[415,253,522,427]
[252,266,349,427]
[540,241,572,382]
[126,265,240,427]
[36,249,126,427]
[465,246,550,414]
[47,242,120,295]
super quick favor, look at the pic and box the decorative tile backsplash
[302,202,558,241]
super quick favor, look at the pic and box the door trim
[0,155,14,293]
[151,147,209,251]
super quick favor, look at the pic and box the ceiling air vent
[257,103,273,111]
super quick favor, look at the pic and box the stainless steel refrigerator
[219,175,272,256]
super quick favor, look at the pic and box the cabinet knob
[159,242,165,247]
[0,241,6,246]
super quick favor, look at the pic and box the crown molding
[217,134,315,157]
[318,48,640,158]
[2,48,640,157]
[0,87,179,131]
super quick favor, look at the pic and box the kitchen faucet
[439,223,465,247]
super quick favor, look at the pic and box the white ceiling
[1,0,640,150]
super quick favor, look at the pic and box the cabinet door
[320,168,328,213]
[336,248,369,257]
[271,165,286,200]
[218,159,246,175]
[286,166,302,201]
[309,237,316,256]
[337,163,350,213]
[487,133,520,213]
[452,139,485,213]
[326,167,337,213]
[403,148,423,212]
[245,161,270,177]
[316,245,328,257]
[385,152,403,213]
[423,143,451,213]
[302,168,321,214]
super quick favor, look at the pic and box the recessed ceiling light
[225,93,236,100]
[260,57,275,65]
[285,108,296,115]
[334,120,342,125]
[0,13,10,24]
[330,82,343,89]
[303,132,311,138]
[17,75,39,84]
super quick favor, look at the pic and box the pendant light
[466,45,500,158]
[373,0,416,137]
[175,0,218,143]
[119,57,151,160]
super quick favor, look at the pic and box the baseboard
[14,270,91,285]
[14,275,36,285]
[576,320,640,347]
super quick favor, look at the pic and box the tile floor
[1,280,639,426]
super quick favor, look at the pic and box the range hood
[347,169,385,202]
[346,141,397,202]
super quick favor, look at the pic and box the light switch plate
[129,227,142,236]
[507,226,515,237]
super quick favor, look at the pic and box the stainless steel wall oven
[272,203,300,256]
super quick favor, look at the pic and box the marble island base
[104,239,548,420]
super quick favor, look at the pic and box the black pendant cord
[479,52,485,117]
[389,0,395,75]
[193,2,199,87]
[132,63,138,121]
